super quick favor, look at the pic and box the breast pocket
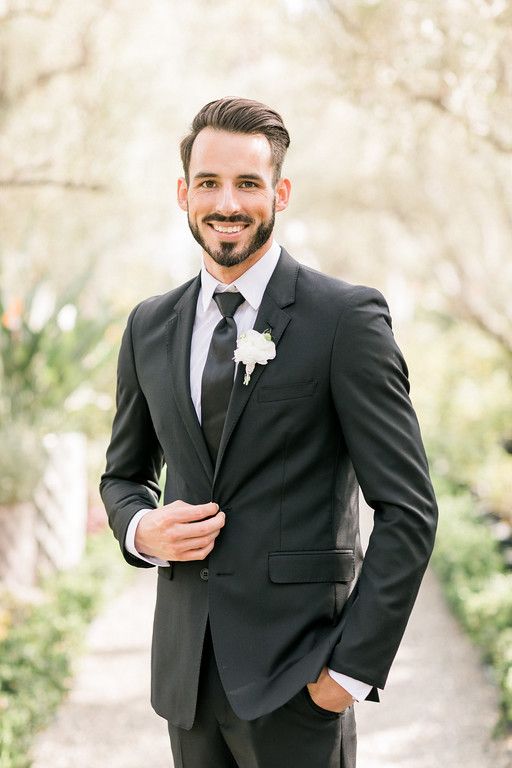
[257,380,318,403]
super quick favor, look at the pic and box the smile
[208,223,248,234]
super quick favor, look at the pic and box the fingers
[176,512,225,541]
[152,500,226,561]
[178,541,216,561]
[171,501,222,523]
[172,528,222,553]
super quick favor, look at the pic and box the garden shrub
[432,489,512,732]
[0,532,130,768]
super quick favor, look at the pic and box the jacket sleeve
[328,286,438,690]
[100,304,164,567]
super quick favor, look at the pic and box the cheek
[187,203,210,222]
[188,191,214,208]
[248,198,273,217]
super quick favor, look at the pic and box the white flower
[57,303,77,332]
[233,328,276,385]
[27,283,55,332]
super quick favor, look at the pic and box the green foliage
[432,492,504,598]
[0,532,130,768]
[432,489,512,731]
[477,450,512,524]
[0,269,120,503]
[0,271,118,434]
[407,318,512,531]
[493,630,512,727]
[0,423,45,505]
[463,575,512,649]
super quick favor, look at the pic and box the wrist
[131,509,154,556]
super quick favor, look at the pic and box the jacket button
[200,568,209,581]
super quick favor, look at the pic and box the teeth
[211,224,245,233]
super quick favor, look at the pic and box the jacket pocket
[268,550,354,584]
[257,380,318,402]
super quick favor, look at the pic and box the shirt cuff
[125,508,170,567]
[327,669,372,702]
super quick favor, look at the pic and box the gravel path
[32,508,512,768]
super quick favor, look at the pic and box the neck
[203,237,273,284]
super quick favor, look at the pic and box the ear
[177,177,188,211]
[274,177,291,212]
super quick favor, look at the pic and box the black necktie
[201,291,245,464]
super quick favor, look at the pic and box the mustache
[204,214,253,225]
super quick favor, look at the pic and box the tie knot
[213,291,245,319]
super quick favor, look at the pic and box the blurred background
[1,1,511,766]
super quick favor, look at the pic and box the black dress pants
[168,625,357,768]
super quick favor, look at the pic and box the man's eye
[240,181,256,188]
[200,180,216,188]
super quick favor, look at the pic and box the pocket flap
[268,550,355,584]
[257,380,317,402]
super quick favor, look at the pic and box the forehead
[189,128,273,178]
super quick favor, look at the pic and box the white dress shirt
[125,239,372,702]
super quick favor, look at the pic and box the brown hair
[180,97,290,185]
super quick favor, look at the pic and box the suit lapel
[213,249,299,485]
[166,276,214,485]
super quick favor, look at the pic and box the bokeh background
[1,1,512,766]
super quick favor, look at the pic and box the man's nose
[215,184,241,216]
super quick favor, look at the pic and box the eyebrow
[193,172,265,182]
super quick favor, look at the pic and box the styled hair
[180,97,290,184]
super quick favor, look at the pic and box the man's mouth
[209,223,247,234]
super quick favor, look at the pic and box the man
[100,97,437,768]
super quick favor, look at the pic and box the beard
[187,204,275,268]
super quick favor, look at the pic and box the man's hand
[134,500,225,562]
[306,667,355,713]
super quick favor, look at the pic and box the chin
[209,246,251,268]
[189,213,274,269]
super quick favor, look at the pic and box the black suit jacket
[100,248,437,728]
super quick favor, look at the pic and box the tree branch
[396,79,512,155]
[0,10,54,24]
[0,177,106,191]
[323,0,367,44]
[436,246,512,354]
[323,3,512,155]
[14,46,88,102]
[9,13,93,102]
[0,1,57,24]
[455,294,512,356]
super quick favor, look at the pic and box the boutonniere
[233,328,276,385]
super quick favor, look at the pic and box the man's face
[178,128,290,269]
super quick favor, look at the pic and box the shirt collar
[200,240,281,313]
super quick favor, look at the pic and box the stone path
[32,507,512,768]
